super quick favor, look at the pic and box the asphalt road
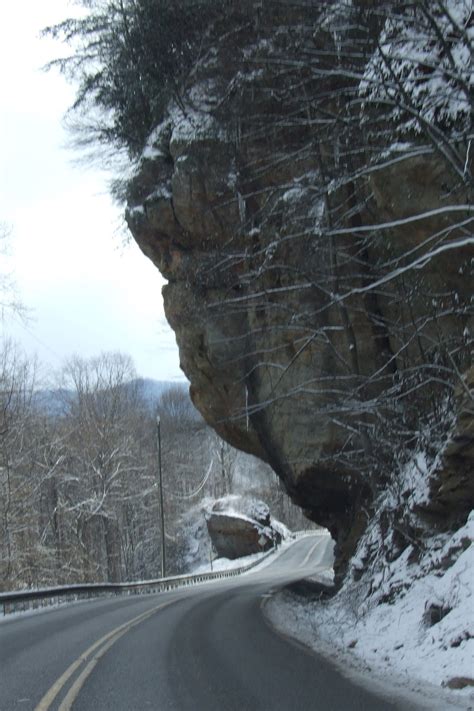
[1,535,411,711]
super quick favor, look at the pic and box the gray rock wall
[125,4,472,580]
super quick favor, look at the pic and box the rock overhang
[125,2,473,582]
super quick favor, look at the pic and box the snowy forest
[0,342,307,592]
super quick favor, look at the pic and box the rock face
[126,4,473,580]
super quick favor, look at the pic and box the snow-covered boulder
[206,495,285,560]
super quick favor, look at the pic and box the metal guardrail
[0,530,327,617]
[0,544,278,617]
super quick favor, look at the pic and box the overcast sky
[0,0,184,382]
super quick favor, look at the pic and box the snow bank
[267,512,474,709]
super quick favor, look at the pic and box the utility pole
[156,415,166,578]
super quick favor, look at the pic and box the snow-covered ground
[267,513,474,710]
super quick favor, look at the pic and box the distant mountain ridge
[33,378,188,416]
[132,377,188,407]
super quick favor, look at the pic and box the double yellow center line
[35,599,176,711]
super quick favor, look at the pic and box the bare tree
[55,352,154,582]
[0,223,28,323]
[0,340,41,589]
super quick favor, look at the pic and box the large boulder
[206,513,274,560]
[206,496,279,559]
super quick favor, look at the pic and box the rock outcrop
[206,496,280,559]
[125,3,473,580]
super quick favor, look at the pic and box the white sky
[0,0,184,382]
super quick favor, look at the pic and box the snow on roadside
[266,513,474,710]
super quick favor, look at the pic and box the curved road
[1,536,412,710]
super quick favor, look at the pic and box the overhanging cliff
[124,2,473,580]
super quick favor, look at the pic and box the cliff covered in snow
[124,1,473,580]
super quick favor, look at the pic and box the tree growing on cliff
[43,0,222,161]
